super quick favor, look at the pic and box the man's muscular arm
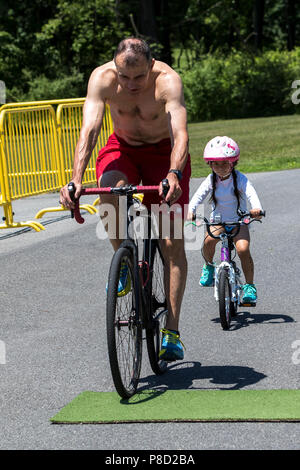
[160,72,189,203]
[60,67,108,207]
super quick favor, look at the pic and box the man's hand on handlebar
[159,173,182,204]
[59,181,82,210]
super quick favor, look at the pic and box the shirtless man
[60,38,191,361]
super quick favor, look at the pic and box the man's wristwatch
[168,169,183,181]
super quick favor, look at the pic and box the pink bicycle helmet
[203,136,240,163]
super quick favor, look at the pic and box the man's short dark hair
[114,38,152,66]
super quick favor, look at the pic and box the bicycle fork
[214,263,241,302]
[214,235,243,305]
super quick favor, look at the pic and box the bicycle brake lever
[67,182,85,223]
[162,178,170,206]
[67,182,76,218]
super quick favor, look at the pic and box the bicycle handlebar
[193,209,266,240]
[67,182,169,224]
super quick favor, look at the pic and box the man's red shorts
[96,132,191,211]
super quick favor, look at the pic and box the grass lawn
[188,114,300,177]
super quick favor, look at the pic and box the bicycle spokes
[106,247,142,399]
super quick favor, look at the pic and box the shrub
[5,70,85,102]
[180,48,300,122]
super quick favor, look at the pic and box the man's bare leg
[98,170,128,251]
[160,233,187,332]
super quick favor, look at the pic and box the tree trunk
[253,0,265,50]
[156,0,172,65]
[139,0,158,42]
[286,0,296,50]
[137,0,172,65]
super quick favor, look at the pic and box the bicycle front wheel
[218,268,233,330]
[106,246,142,399]
[145,240,168,375]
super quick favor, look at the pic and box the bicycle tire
[230,290,238,317]
[218,267,233,330]
[230,264,240,317]
[145,240,168,375]
[106,246,142,398]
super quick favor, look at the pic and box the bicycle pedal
[239,302,256,307]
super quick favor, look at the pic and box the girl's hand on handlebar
[186,211,195,221]
[250,208,263,220]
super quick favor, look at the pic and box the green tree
[0,0,129,100]
[1,0,300,103]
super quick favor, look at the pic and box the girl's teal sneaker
[199,263,215,287]
[242,284,257,303]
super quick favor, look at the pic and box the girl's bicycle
[190,209,265,330]
[68,181,169,398]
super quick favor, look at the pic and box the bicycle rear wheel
[144,240,168,375]
[106,246,142,398]
[218,268,233,330]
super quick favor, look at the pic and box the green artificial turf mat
[51,389,300,423]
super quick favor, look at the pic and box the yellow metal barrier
[0,104,61,231]
[35,102,113,218]
[57,102,113,185]
[0,98,85,112]
[0,99,114,231]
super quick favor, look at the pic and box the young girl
[187,136,263,304]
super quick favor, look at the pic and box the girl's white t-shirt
[188,170,262,222]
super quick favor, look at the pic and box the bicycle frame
[69,183,170,392]
[214,241,243,305]
[70,183,168,325]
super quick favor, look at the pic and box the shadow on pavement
[139,362,267,392]
[211,311,296,330]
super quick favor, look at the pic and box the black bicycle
[68,181,169,398]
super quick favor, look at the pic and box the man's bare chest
[109,97,165,123]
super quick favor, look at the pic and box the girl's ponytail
[209,171,218,211]
[232,168,241,214]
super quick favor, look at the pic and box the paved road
[0,170,299,450]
